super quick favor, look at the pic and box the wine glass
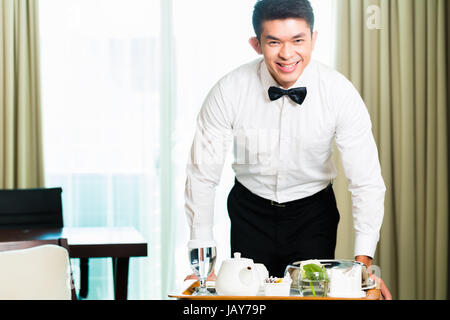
[188,245,217,296]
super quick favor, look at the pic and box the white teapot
[215,252,261,296]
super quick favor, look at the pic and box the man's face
[250,18,318,89]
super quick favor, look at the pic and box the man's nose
[279,43,295,60]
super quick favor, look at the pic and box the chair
[0,238,77,300]
[0,188,63,228]
[0,188,92,299]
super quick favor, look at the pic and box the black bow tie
[268,86,307,105]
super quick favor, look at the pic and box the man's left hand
[355,255,392,300]
[355,255,372,267]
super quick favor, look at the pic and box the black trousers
[227,179,340,277]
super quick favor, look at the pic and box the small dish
[327,290,366,298]
[263,281,291,296]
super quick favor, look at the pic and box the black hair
[252,0,315,40]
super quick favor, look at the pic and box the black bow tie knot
[268,86,307,105]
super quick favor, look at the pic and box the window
[39,0,336,299]
[39,0,160,299]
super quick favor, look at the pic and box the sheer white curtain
[39,0,336,299]
[39,0,161,299]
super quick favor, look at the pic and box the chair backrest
[0,238,76,300]
[0,188,63,228]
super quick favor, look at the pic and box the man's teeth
[280,62,298,68]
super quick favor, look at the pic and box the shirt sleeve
[184,80,233,243]
[333,77,386,259]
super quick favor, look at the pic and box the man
[185,0,391,299]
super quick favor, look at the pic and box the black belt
[233,179,333,208]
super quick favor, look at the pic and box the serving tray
[168,280,381,300]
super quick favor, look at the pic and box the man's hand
[355,255,372,267]
[355,255,392,300]
[371,274,392,300]
[184,269,217,281]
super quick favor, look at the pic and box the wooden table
[0,227,148,300]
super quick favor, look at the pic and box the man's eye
[269,41,279,46]
[294,39,304,44]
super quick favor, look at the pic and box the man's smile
[275,60,300,73]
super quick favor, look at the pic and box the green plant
[300,263,329,297]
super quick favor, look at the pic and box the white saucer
[327,290,366,298]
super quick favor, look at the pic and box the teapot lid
[229,252,254,263]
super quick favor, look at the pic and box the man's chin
[267,66,303,89]
[276,75,301,89]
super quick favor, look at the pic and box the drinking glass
[298,271,329,297]
[188,246,217,296]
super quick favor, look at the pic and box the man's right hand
[184,270,217,281]
[184,274,198,281]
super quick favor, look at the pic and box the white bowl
[263,282,291,296]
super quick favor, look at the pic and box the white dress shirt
[185,58,386,258]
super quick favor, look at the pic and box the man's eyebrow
[265,33,307,41]
[265,35,281,41]
[292,33,307,38]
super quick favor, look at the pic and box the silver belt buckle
[271,200,286,208]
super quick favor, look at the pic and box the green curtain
[447,0,450,299]
[333,0,448,299]
[0,0,44,189]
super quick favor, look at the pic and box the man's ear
[249,37,263,55]
[311,30,318,51]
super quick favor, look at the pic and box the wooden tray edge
[168,280,381,300]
